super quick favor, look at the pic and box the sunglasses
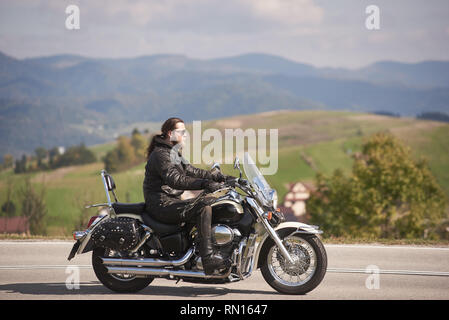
[172,129,187,136]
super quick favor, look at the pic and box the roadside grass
[321,236,449,247]
[0,233,72,240]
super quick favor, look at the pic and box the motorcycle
[68,152,327,295]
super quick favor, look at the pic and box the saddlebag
[91,217,141,251]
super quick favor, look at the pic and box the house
[0,216,29,234]
[280,182,312,222]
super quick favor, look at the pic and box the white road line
[1,241,449,251]
[1,265,449,277]
[324,244,449,251]
[0,265,91,270]
[327,268,449,277]
[0,241,73,245]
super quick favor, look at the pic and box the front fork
[246,198,295,264]
[259,215,295,264]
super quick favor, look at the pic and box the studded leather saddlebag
[91,217,141,251]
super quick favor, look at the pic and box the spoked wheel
[260,231,327,295]
[92,247,154,293]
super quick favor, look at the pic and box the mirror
[211,162,221,172]
[234,156,242,179]
[105,174,116,191]
[234,156,240,170]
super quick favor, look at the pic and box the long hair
[146,117,184,160]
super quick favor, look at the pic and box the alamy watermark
[65,265,80,290]
[169,121,279,175]
[365,5,380,30]
[65,5,80,30]
[65,4,381,31]
[365,265,380,290]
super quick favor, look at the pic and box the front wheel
[92,247,154,293]
[260,231,327,295]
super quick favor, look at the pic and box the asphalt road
[0,241,448,300]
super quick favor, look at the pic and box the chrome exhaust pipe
[105,266,232,279]
[101,248,194,268]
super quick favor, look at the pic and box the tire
[259,229,327,295]
[92,247,154,293]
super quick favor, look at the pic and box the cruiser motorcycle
[68,152,327,295]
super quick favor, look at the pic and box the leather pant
[148,196,216,257]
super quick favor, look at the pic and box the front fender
[253,221,323,269]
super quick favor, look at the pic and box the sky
[0,0,448,68]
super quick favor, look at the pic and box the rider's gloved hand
[210,170,226,183]
[203,180,224,193]
[225,176,238,187]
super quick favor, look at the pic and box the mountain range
[1,51,448,159]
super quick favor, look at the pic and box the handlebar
[181,176,251,217]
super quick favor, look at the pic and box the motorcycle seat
[112,202,146,215]
[111,202,182,236]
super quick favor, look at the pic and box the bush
[1,201,16,217]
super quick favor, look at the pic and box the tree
[417,112,449,123]
[20,178,48,235]
[35,147,48,169]
[116,136,136,164]
[48,147,60,167]
[103,131,147,173]
[103,149,120,173]
[131,127,141,136]
[308,132,448,239]
[1,178,16,219]
[131,130,146,158]
[2,154,14,170]
[14,154,27,174]
[51,144,96,168]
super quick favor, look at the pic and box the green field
[1,110,448,236]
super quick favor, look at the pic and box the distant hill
[0,51,448,159]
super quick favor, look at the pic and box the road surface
[0,241,448,300]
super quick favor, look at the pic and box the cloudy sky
[0,0,448,68]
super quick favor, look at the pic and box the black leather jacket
[143,135,215,209]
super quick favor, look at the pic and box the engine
[212,224,237,247]
[212,224,242,258]
[192,223,242,272]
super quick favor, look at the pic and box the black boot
[197,206,229,275]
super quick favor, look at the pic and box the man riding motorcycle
[142,117,231,275]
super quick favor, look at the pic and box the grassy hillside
[1,110,448,236]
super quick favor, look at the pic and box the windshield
[243,152,272,202]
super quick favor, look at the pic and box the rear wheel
[92,247,154,293]
[260,230,327,295]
